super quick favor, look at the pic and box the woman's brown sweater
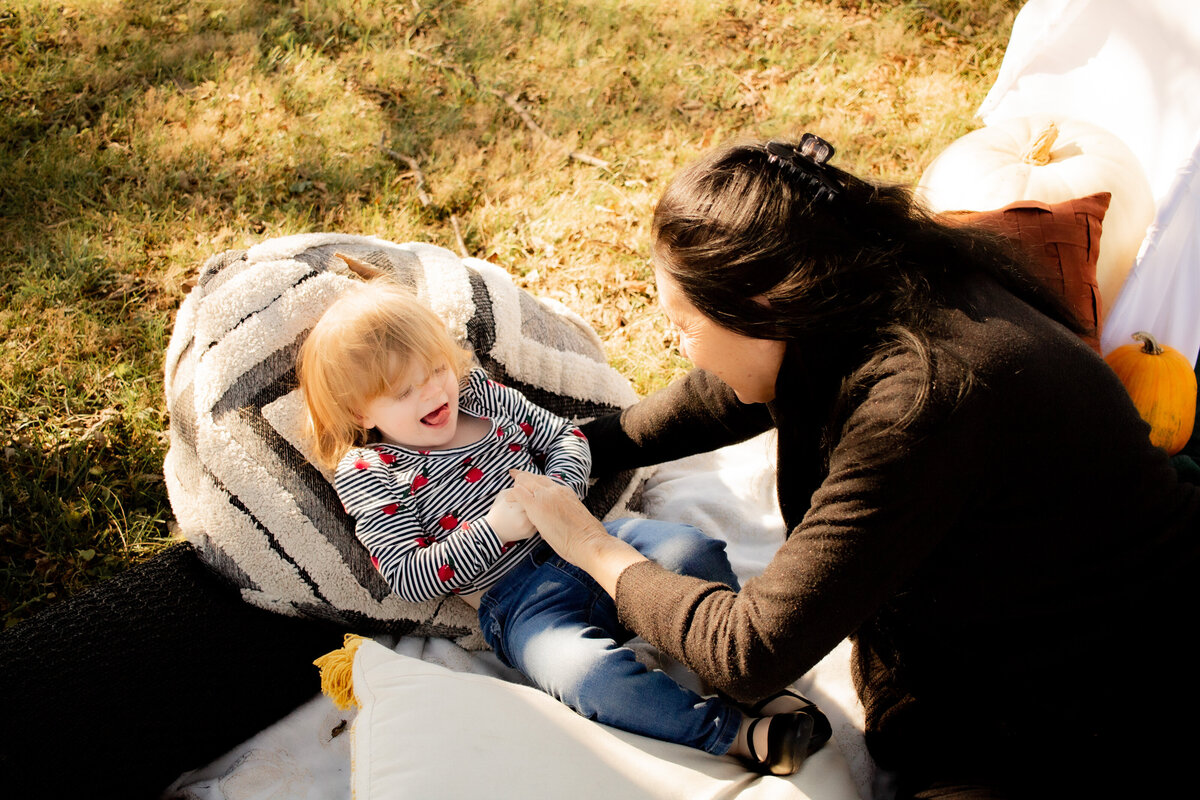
[582,275,1200,771]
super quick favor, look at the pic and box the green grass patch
[1,0,1021,626]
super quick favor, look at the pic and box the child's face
[359,360,462,450]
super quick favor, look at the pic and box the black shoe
[744,712,815,776]
[746,690,832,757]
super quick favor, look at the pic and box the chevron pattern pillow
[163,233,641,646]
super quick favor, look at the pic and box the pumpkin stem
[1021,121,1059,166]
[1132,331,1164,356]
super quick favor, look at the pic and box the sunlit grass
[0,0,1020,626]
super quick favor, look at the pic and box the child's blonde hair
[298,281,474,468]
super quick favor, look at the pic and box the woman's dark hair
[651,138,1088,423]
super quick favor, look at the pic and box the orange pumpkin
[1105,332,1197,455]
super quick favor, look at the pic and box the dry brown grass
[0,0,1021,624]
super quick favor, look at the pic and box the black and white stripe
[336,369,590,601]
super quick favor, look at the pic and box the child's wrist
[482,510,516,543]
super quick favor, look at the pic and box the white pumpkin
[916,115,1155,318]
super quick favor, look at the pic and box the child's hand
[485,488,537,543]
[508,470,642,595]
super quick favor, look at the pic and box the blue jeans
[478,518,743,755]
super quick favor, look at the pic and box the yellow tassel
[314,634,369,710]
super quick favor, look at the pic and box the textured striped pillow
[163,234,640,647]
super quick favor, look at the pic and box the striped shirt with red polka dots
[335,369,591,601]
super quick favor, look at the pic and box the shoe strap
[745,716,765,764]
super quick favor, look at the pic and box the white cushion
[350,638,863,800]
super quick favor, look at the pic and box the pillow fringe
[314,633,369,710]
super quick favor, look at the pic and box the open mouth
[421,403,450,427]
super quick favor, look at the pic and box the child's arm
[336,449,508,602]
[474,371,592,500]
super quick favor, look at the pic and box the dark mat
[0,541,343,798]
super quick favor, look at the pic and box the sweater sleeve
[614,358,980,702]
[335,449,504,602]
[582,368,774,475]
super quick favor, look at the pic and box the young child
[298,280,818,774]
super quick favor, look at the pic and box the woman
[510,136,1200,798]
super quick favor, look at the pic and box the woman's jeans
[478,518,743,755]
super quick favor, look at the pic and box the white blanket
[164,434,873,800]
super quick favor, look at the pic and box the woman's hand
[506,470,604,562]
[508,470,647,598]
[484,488,537,543]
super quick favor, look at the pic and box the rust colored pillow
[940,192,1111,352]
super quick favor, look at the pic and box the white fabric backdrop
[976,0,1200,363]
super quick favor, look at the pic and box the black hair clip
[765,134,841,203]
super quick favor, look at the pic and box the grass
[0,0,1022,627]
